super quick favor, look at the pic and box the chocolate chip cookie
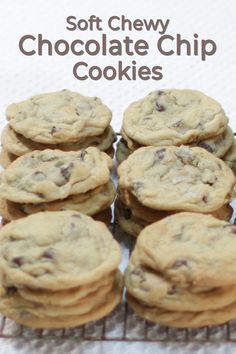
[190,126,234,158]
[122,89,228,146]
[2,124,116,157]
[125,251,236,312]
[137,212,236,288]
[118,146,235,213]
[0,147,113,203]
[0,211,121,290]
[0,181,116,221]
[6,90,112,144]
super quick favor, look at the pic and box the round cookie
[127,294,236,328]
[122,89,228,146]
[118,146,235,213]
[1,284,122,329]
[6,90,112,144]
[116,199,233,237]
[0,181,116,221]
[119,189,233,223]
[1,280,115,318]
[125,254,236,312]
[0,148,17,168]
[189,126,234,158]
[137,212,236,289]
[0,211,121,290]
[18,271,116,306]
[2,124,116,157]
[0,147,113,203]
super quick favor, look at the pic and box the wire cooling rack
[1,135,236,343]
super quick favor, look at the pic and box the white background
[0,0,236,353]
[0,0,236,132]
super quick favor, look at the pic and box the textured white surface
[0,0,236,352]
[0,0,236,132]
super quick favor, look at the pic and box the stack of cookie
[116,89,236,174]
[125,212,236,328]
[0,147,115,224]
[0,211,122,329]
[117,145,235,237]
[0,89,116,168]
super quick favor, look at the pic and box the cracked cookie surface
[122,89,228,146]
[0,147,113,203]
[118,146,235,212]
[0,211,121,290]
[6,90,112,144]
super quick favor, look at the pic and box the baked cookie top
[0,211,121,290]
[6,90,112,144]
[118,146,235,212]
[122,89,228,146]
[1,124,116,156]
[137,212,236,288]
[0,147,113,203]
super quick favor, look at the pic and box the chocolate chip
[32,171,46,181]
[197,142,214,153]
[156,102,165,112]
[9,235,17,241]
[173,259,188,268]
[173,233,182,241]
[72,214,81,218]
[6,287,17,296]
[12,257,24,267]
[205,181,214,186]
[51,126,57,135]
[42,248,54,259]
[122,208,132,220]
[79,150,88,161]
[168,285,177,295]
[75,108,80,116]
[157,90,164,96]
[172,120,183,128]
[155,148,166,160]
[37,193,45,199]
[202,196,208,203]
[61,162,74,180]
